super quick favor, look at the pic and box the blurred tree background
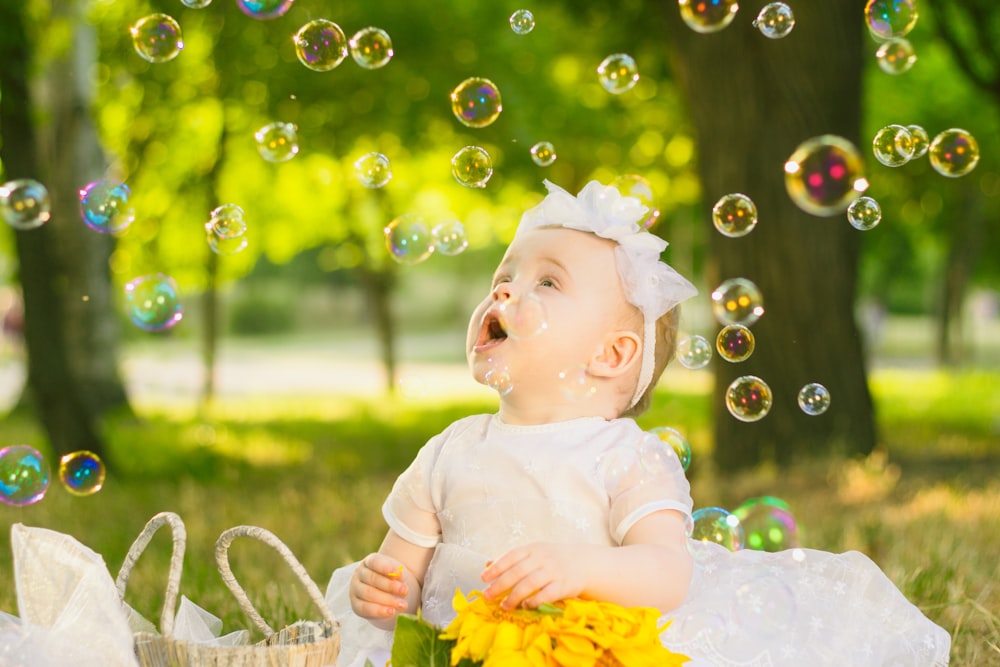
[1,0,998,469]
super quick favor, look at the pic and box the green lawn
[1,368,998,664]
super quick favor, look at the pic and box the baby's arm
[349,529,435,631]
[481,509,692,613]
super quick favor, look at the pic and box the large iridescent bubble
[864,0,918,41]
[732,496,800,551]
[691,507,745,551]
[0,445,50,507]
[784,135,868,216]
[236,0,295,20]
[79,179,135,233]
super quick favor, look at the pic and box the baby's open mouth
[477,311,508,347]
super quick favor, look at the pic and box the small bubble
[1,179,51,230]
[677,335,712,370]
[255,121,299,162]
[293,19,348,72]
[530,141,557,167]
[431,220,469,256]
[450,77,503,128]
[79,179,134,233]
[711,278,765,327]
[349,26,394,70]
[732,496,799,552]
[691,507,744,550]
[929,128,980,178]
[907,125,929,158]
[130,14,183,63]
[451,146,494,188]
[872,124,913,167]
[610,174,660,229]
[205,204,248,255]
[876,37,916,75]
[865,0,918,41]
[712,193,758,238]
[847,196,882,231]
[679,0,739,34]
[797,382,831,415]
[753,3,795,39]
[597,53,639,94]
[384,213,434,265]
[726,375,773,422]
[181,0,212,7]
[498,293,547,339]
[649,426,692,471]
[124,273,184,332]
[509,9,535,35]
[784,135,868,216]
[557,365,597,401]
[485,355,513,396]
[716,324,755,363]
[354,152,392,188]
[0,445,50,507]
[236,0,295,20]
[58,451,106,496]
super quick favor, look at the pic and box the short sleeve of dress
[600,429,694,544]
[381,434,445,548]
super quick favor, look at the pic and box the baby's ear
[588,330,641,378]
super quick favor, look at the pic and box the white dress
[325,414,950,666]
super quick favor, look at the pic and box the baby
[328,180,951,666]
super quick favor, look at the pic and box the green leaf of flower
[391,613,457,667]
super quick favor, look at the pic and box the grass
[0,367,998,664]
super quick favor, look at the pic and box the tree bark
[663,1,877,469]
[0,0,113,459]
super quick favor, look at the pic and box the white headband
[515,180,698,409]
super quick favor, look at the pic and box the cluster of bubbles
[865,1,919,75]
[291,22,395,72]
[255,121,299,163]
[509,9,535,35]
[872,123,923,167]
[451,146,494,188]
[205,204,249,255]
[124,273,184,332]
[596,53,639,95]
[677,0,795,39]
[712,193,758,238]
[383,214,469,265]
[79,179,135,233]
[691,496,800,554]
[0,445,106,506]
[0,179,52,230]
[354,152,393,188]
[530,141,557,167]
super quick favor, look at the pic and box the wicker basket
[115,513,340,667]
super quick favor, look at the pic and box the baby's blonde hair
[621,305,681,418]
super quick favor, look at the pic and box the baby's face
[467,227,631,396]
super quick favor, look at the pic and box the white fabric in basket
[7,523,138,667]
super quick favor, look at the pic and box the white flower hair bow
[516,179,698,408]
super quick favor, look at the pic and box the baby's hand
[481,542,585,610]
[349,553,410,620]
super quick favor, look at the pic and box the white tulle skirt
[324,540,951,667]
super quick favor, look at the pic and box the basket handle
[115,511,186,637]
[215,524,337,637]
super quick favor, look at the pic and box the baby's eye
[538,278,556,288]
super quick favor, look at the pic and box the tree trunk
[358,265,398,395]
[935,184,982,366]
[663,1,876,469]
[0,0,112,459]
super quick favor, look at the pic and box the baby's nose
[492,283,512,301]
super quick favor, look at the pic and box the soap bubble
[732,496,799,551]
[354,152,392,188]
[130,14,183,63]
[712,193,758,238]
[431,220,468,256]
[1,179,51,230]
[181,0,212,8]
[691,507,744,551]
[293,19,348,72]
[236,0,295,20]
[79,179,134,233]
[384,213,434,265]
[716,324,755,363]
[784,135,868,216]
[451,146,494,188]
[509,9,535,35]
[847,196,882,231]
[498,292,547,339]
[677,335,712,370]
[733,575,797,637]
[557,365,597,401]
[876,37,916,75]
[349,26,394,70]
[726,375,773,422]
[205,204,248,255]
[929,128,980,178]
[711,278,765,327]
[797,382,831,415]
[124,273,183,332]
[530,141,557,167]
[650,426,692,471]
[907,125,929,158]
[255,122,299,162]
[872,124,913,167]
[597,53,639,94]
[58,451,106,496]
[610,174,660,229]
[397,375,428,400]
[450,77,503,128]
[678,0,739,33]
[0,445,50,507]
[485,355,513,396]
[864,0,918,41]
[753,3,795,39]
